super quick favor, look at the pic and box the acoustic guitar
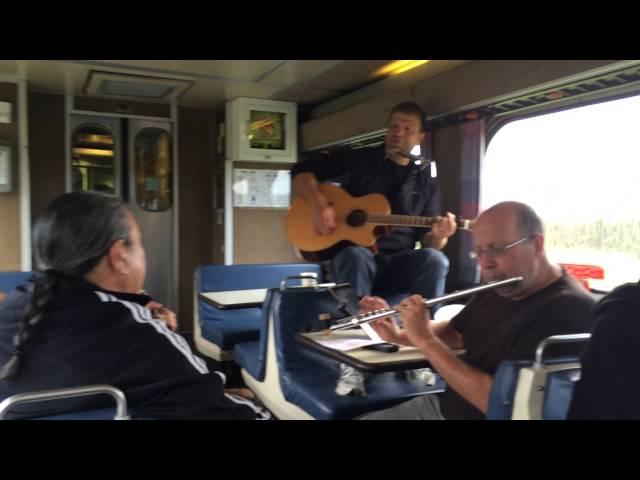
[286,183,472,261]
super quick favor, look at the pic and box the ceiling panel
[0,60,17,76]
[304,60,392,91]
[178,80,283,109]
[0,60,470,110]
[309,60,470,117]
[22,61,87,94]
[255,60,343,85]
[270,85,343,105]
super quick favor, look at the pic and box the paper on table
[360,323,382,342]
[314,336,385,352]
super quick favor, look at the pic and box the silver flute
[329,276,523,331]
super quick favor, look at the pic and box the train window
[481,94,640,291]
[134,128,172,212]
[71,124,116,194]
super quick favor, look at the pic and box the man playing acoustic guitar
[290,102,457,310]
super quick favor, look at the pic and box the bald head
[476,201,543,238]
[472,201,554,300]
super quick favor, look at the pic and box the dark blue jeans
[330,246,450,312]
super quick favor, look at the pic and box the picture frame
[226,97,297,163]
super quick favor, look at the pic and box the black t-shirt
[291,145,441,254]
[441,271,596,420]
[567,282,640,419]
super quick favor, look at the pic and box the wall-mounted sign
[232,168,290,208]
[0,144,12,192]
[0,102,11,124]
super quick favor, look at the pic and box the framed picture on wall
[226,97,297,163]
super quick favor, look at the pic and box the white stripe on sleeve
[95,292,209,374]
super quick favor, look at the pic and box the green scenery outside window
[481,94,640,291]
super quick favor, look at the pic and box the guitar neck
[367,214,471,229]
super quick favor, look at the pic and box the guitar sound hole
[346,209,367,227]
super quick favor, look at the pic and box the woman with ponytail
[0,192,269,419]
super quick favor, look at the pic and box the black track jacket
[0,276,269,420]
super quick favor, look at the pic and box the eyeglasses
[469,236,534,261]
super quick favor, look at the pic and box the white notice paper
[0,148,9,185]
[233,168,290,208]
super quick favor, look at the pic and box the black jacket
[568,282,640,419]
[0,276,269,419]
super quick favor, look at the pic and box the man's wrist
[312,191,330,211]
[414,335,440,352]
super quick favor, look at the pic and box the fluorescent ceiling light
[375,60,430,76]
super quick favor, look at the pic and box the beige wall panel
[0,82,20,270]
[178,106,214,330]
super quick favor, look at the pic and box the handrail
[0,384,130,420]
[534,333,591,368]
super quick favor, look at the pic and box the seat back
[0,385,130,420]
[488,358,585,420]
[488,333,591,420]
[0,271,32,293]
[196,264,321,294]
[511,333,591,420]
[239,288,316,420]
[487,360,533,420]
[274,284,363,376]
[266,286,445,419]
[511,358,581,420]
[193,263,322,361]
[542,367,582,420]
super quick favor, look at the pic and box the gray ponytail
[0,192,131,381]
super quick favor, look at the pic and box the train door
[128,119,173,307]
[69,115,174,307]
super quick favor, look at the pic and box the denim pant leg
[411,248,450,300]
[331,246,377,298]
[375,248,450,312]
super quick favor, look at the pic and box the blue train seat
[0,271,32,294]
[193,263,322,361]
[488,333,590,420]
[239,285,445,420]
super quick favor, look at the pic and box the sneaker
[335,363,366,396]
[405,368,436,386]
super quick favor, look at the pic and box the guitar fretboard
[366,214,471,229]
[367,214,437,227]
